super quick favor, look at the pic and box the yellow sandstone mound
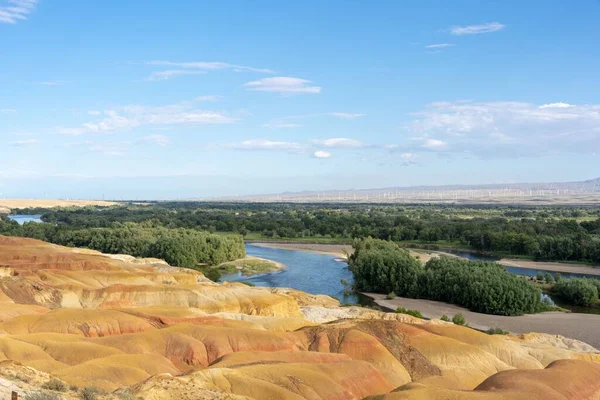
[0,235,598,399]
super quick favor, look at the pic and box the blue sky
[1,0,600,199]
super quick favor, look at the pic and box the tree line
[348,238,545,316]
[12,202,600,264]
[0,218,245,268]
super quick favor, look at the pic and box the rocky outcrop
[0,235,598,399]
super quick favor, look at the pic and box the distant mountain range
[214,177,600,204]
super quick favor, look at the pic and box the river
[221,244,372,305]
[8,214,42,224]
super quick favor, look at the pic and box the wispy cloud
[57,100,237,135]
[539,102,574,109]
[9,138,40,146]
[147,70,207,81]
[195,95,223,102]
[312,138,364,148]
[0,0,38,24]
[0,108,16,113]
[422,138,448,150]
[449,22,505,35]
[138,134,171,147]
[88,143,126,157]
[146,60,273,80]
[261,122,302,129]
[39,81,65,86]
[410,101,600,157]
[244,77,321,95]
[228,139,302,151]
[313,150,331,159]
[262,112,365,128]
[329,112,366,119]
[425,43,456,49]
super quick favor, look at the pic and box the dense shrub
[452,313,467,326]
[348,238,421,296]
[396,307,423,318]
[349,239,543,316]
[553,278,599,307]
[440,314,450,322]
[486,327,509,335]
[420,257,543,315]
[0,220,245,268]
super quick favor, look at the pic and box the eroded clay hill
[0,235,599,399]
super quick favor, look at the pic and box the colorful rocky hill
[0,235,598,399]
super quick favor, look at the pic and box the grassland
[216,256,285,276]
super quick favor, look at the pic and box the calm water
[221,244,372,305]
[8,214,42,224]
[450,250,600,280]
[222,244,598,314]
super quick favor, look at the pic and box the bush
[536,271,545,281]
[199,267,221,282]
[555,272,562,282]
[25,393,61,400]
[440,314,450,322]
[553,278,599,307]
[452,313,466,326]
[386,292,396,300]
[348,238,422,296]
[42,378,67,392]
[486,327,509,335]
[544,273,554,284]
[80,387,104,400]
[396,307,424,319]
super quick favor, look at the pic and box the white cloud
[539,102,574,109]
[329,112,366,119]
[313,138,364,148]
[139,134,170,147]
[0,108,16,113]
[425,43,456,49]
[244,77,321,95]
[262,112,364,128]
[261,122,302,129]
[57,100,236,135]
[88,110,101,116]
[147,70,207,81]
[195,95,223,102]
[88,143,126,157]
[39,81,64,86]
[422,138,448,150]
[313,151,332,159]
[229,139,302,151]
[450,22,505,35]
[146,60,273,80]
[9,138,40,146]
[410,101,600,157]
[0,0,37,24]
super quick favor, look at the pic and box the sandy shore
[248,242,353,259]
[364,293,600,349]
[0,199,117,213]
[499,259,600,276]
